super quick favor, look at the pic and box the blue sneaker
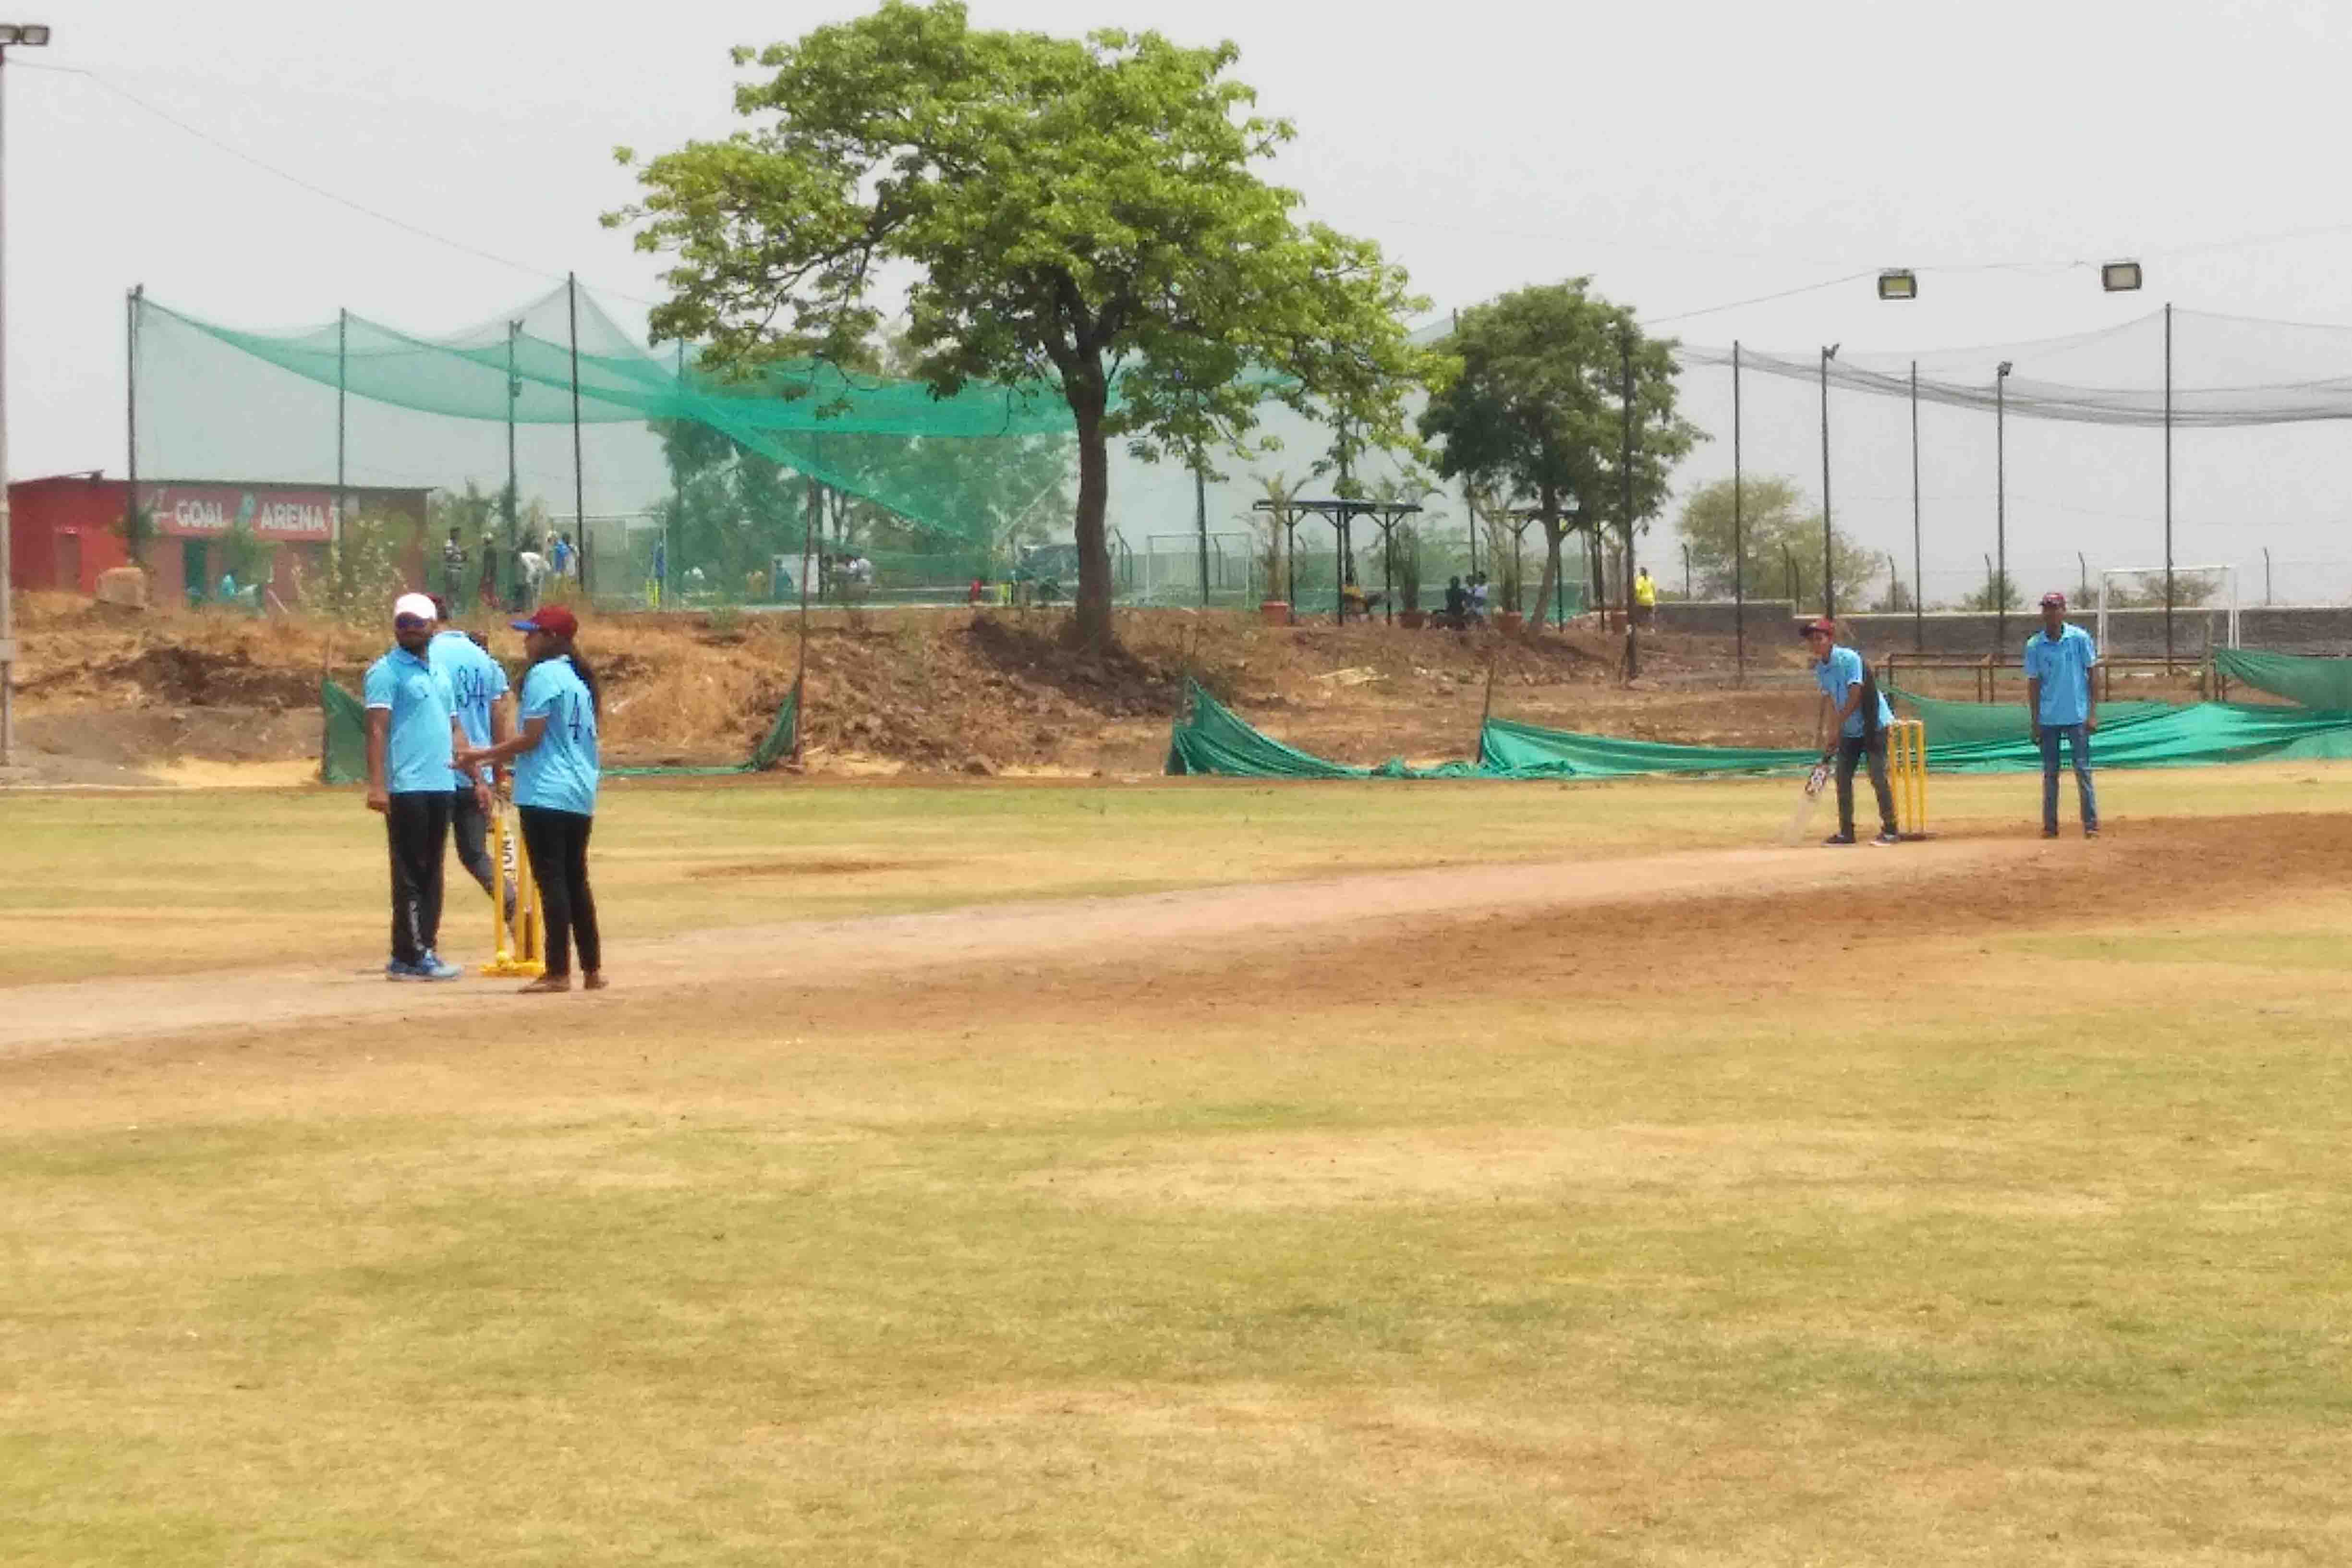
[414,951,463,982]
[386,959,426,982]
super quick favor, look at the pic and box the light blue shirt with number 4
[514,655,600,816]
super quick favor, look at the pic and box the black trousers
[519,805,600,977]
[449,786,495,896]
[386,790,452,965]
[1835,730,1899,838]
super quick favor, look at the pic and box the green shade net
[1886,685,2177,746]
[320,680,798,782]
[2212,649,2352,711]
[1166,682,2352,780]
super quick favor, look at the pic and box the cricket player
[1805,617,1900,846]
[427,604,512,915]
[2024,590,2099,838]
[364,593,473,980]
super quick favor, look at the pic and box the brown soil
[4,591,1836,784]
[1,813,2331,1063]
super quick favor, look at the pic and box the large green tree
[608,0,1423,648]
[1674,475,1879,611]
[1417,281,1699,642]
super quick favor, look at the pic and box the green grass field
[5,768,2352,1564]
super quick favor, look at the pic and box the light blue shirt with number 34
[514,655,600,816]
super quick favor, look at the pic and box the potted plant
[1250,473,1305,624]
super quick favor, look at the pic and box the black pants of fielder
[519,805,601,978]
[385,790,452,966]
[1836,730,1899,839]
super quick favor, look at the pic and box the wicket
[482,806,546,978]
[1888,718,1929,839]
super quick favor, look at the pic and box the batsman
[1804,617,1900,846]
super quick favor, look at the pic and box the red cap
[1801,617,1837,638]
[2039,591,2067,609]
[511,606,578,639]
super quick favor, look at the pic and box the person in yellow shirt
[1633,565,1657,625]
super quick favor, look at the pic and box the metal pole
[1681,542,1691,599]
[2264,547,2271,606]
[1996,368,2007,654]
[2164,302,2175,668]
[125,285,140,587]
[1782,542,1795,606]
[336,309,348,565]
[567,273,587,597]
[1733,340,1745,686]
[670,340,683,606]
[1194,459,1210,608]
[1384,516,1396,625]
[505,320,521,564]
[1621,324,1637,679]
[1819,345,1835,620]
[1910,360,1923,652]
[0,48,10,765]
[1466,477,1477,577]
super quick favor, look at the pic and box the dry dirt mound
[4,592,1822,779]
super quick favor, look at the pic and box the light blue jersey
[362,645,456,793]
[2024,623,2097,727]
[429,629,509,788]
[515,655,600,816]
[1814,644,1893,739]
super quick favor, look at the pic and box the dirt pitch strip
[0,837,2049,1058]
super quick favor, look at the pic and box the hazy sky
[17,0,2352,601]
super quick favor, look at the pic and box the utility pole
[567,273,587,596]
[1620,324,1638,680]
[0,28,45,764]
[1733,340,1745,686]
[2163,302,2175,669]
[1910,360,1923,653]
[1819,343,1839,619]
[1995,360,2013,655]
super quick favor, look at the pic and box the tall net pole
[336,309,347,568]
[1620,325,1637,681]
[1819,346,1835,620]
[2164,303,2174,669]
[125,285,140,571]
[567,272,587,597]
[505,321,522,572]
[1996,369,2008,656]
[1910,360,1923,653]
[1732,340,1745,687]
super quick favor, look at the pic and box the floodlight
[1876,270,1917,301]
[1997,360,2013,378]
[2101,261,2143,292]
[22,24,47,43]
[0,24,45,45]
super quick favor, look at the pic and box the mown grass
[3,760,2348,984]
[4,767,2352,1562]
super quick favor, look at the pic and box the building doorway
[181,538,210,605]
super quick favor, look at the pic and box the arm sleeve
[484,649,510,699]
[363,661,394,711]
[518,665,553,722]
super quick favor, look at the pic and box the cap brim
[509,620,543,632]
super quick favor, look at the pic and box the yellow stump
[482,805,546,978]
[1888,718,1929,839]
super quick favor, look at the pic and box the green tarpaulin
[2213,648,2352,711]
[1164,681,2352,781]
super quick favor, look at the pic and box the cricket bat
[1782,758,1832,845]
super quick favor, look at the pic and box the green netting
[2212,649,2352,711]
[1165,682,2352,780]
[1886,685,2177,746]
[319,679,798,782]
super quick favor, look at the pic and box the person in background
[650,537,667,608]
[441,529,468,602]
[514,546,548,611]
[1469,571,1490,622]
[1634,565,1658,626]
[364,593,472,981]
[478,534,502,611]
[429,598,512,929]
[551,533,576,581]
[1805,616,1900,847]
[457,605,605,994]
[1443,574,1470,628]
[2025,590,2100,839]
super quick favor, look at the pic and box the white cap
[393,592,438,622]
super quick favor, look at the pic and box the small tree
[2105,569,2221,608]
[1961,570,2025,612]
[1675,474,1877,611]
[117,503,157,569]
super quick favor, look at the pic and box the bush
[307,511,418,620]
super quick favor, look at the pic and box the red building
[7,474,430,605]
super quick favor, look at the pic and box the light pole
[0,24,49,768]
[1995,359,2013,655]
[1819,343,1839,619]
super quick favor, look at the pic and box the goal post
[2095,564,2239,651]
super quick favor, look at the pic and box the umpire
[364,593,471,981]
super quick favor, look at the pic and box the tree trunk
[1529,510,1566,631]
[1072,395,1115,651]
